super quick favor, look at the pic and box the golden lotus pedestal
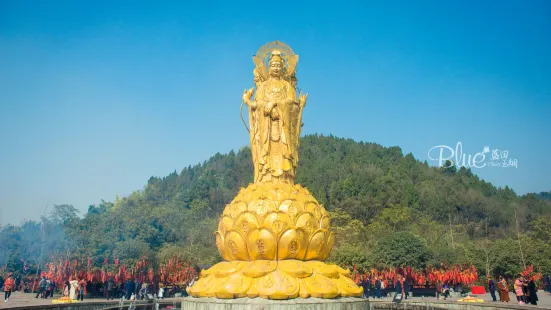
[186,183,363,300]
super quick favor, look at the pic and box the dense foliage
[1,135,550,281]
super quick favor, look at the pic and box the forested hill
[2,134,550,277]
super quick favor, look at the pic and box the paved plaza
[1,290,551,309]
[0,292,180,309]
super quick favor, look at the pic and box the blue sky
[1,0,550,225]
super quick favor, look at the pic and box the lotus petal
[215,232,231,261]
[320,232,334,261]
[278,200,303,220]
[263,212,292,236]
[245,278,259,298]
[228,201,247,219]
[256,269,277,299]
[307,261,339,278]
[247,228,276,260]
[218,215,233,237]
[219,272,252,298]
[256,270,299,300]
[242,260,277,278]
[302,273,338,298]
[333,264,351,276]
[215,261,248,278]
[249,199,276,219]
[274,270,300,299]
[234,211,259,236]
[295,212,316,235]
[320,215,330,230]
[304,229,327,261]
[225,230,249,261]
[278,260,313,278]
[277,228,308,260]
[188,275,216,297]
[335,275,363,297]
[222,204,231,217]
[201,261,230,277]
[298,278,310,298]
[305,202,323,220]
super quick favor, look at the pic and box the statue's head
[268,50,285,78]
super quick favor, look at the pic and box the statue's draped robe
[249,78,298,184]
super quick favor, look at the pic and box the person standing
[514,274,525,304]
[488,276,497,302]
[14,276,20,292]
[49,280,56,298]
[375,277,382,299]
[35,276,47,299]
[63,280,69,297]
[3,273,14,303]
[158,284,164,299]
[527,279,538,305]
[394,275,405,303]
[497,276,510,302]
[404,279,410,300]
[139,283,148,300]
[361,275,370,299]
[135,281,142,299]
[125,279,135,300]
[106,278,115,300]
[436,280,443,300]
[45,278,51,299]
[78,278,86,301]
[69,278,79,300]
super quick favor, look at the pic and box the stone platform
[181,297,369,310]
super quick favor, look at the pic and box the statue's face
[269,58,284,77]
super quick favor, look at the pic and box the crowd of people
[488,274,545,305]
[0,272,198,304]
[359,275,385,299]
[356,273,464,300]
[2,270,551,305]
[355,272,551,306]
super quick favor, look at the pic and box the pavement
[376,290,551,309]
[0,292,181,309]
[1,290,551,309]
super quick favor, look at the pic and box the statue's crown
[269,50,284,63]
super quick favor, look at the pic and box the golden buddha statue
[242,48,307,185]
[187,41,363,300]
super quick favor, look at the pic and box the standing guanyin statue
[187,41,363,299]
[242,45,306,185]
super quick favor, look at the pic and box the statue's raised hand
[299,92,308,107]
[243,88,254,102]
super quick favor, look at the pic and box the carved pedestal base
[182,297,369,310]
[190,182,363,299]
[187,260,363,299]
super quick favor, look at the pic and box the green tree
[530,216,551,242]
[373,232,431,268]
[327,243,370,270]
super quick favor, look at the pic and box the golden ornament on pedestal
[187,41,363,299]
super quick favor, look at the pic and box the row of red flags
[38,257,197,286]
[4,259,543,289]
[347,264,479,286]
